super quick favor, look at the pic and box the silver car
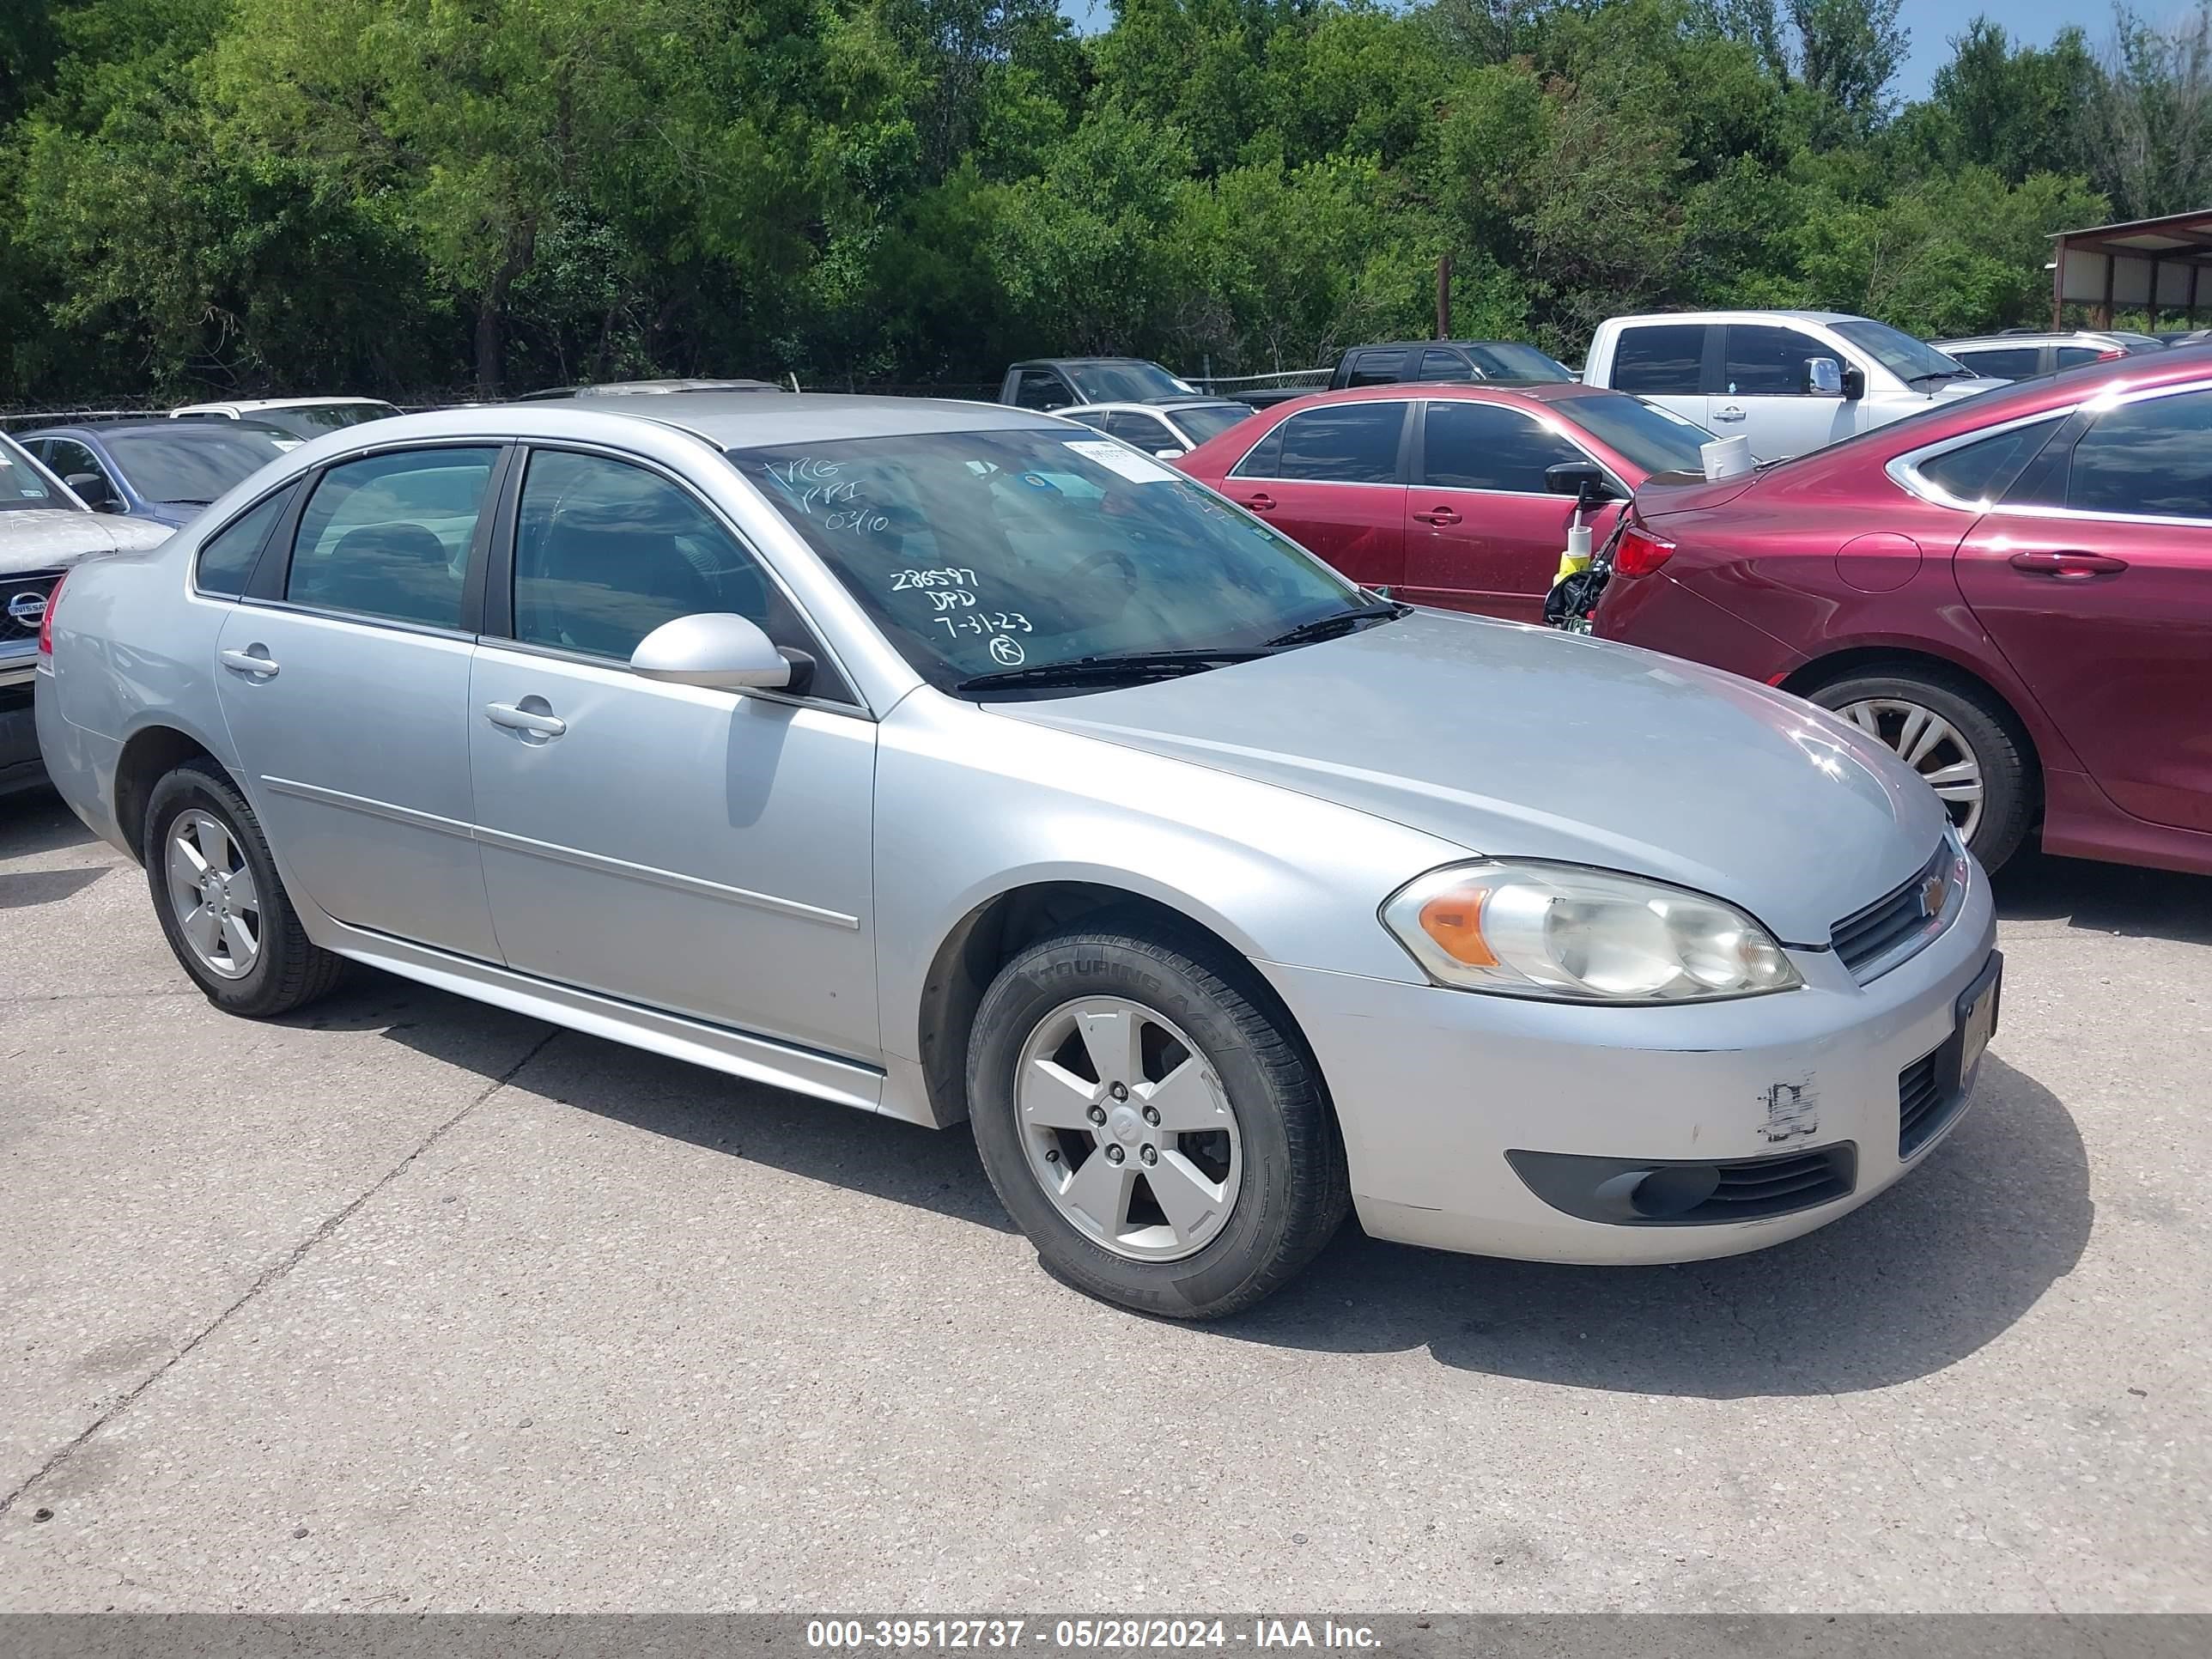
[36,396,2002,1318]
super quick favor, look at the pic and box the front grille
[1685,1146,1856,1221]
[1831,842,1948,981]
[1898,1045,1957,1157]
[0,570,61,646]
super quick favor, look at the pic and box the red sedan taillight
[1613,520,1678,578]
[37,571,64,658]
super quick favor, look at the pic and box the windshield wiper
[1906,370,1969,387]
[161,498,214,507]
[954,649,1265,692]
[1264,599,1411,649]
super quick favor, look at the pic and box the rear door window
[1420,402,1584,492]
[1610,325,1709,395]
[1013,371,1073,411]
[195,485,299,596]
[1271,403,1407,483]
[1915,417,2065,504]
[2054,346,2103,369]
[285,447,499,628]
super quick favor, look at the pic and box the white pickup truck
[1580,309,2006,461]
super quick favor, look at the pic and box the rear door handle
[483,702,567,738]
[218,647,279,679]
[2008,550,2128,579]
[1712,405,1747,422]
[1413,507,1462,526]
[1239,494,1276,512]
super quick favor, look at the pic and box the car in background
[1328,339,1577,390]
[1581,310,2005,461]
[1591,346,2212,878]
[1000,358,1200,412]
[2155,327,2212,347]
[36,392,1999,1317]
[517,378,785,399]
[171,397,402,441]
[1,432,171,793]
[1175,382,1715,622]
[1061,399,1256,457]
[19,421,297,528]
[1933,331,2160,380]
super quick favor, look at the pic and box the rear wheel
[144,762,345,1017]
[967,919,1348,1319]
[1807,669,2034,872]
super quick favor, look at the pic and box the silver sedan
[35,396,2001,1317]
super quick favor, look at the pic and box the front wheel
[967,921,1348,1319]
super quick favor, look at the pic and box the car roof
[22,418,284,442]
[1607,309,1859,326]
[517,378,783,398]
[335,393,1066,450]
[1936,332,2117,347]
[1010,357,1163,369]
[1218,381,1620,420]
[173,396,395,413]
[1062,399,1247,415]
[1341,339,1550,352]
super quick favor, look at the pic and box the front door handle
[483,701,568,738]
[1412,507,1462,526]
[1239,493,1276,512]
[218,647,279,679]
[1712,405,1747,422]
[2009,550,2127,579]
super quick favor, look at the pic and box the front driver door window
[212,445,504,960]
[468,447,880,1063]
[1716,325,1854,460]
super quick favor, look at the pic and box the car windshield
[0,434,72,514]
[107,428,292,503]
[1064,362,1198,402]
[1172,404,1255,445]
[1464,343,1576,382]
[1558,392,1715,476]
[1832,319,1971,383]
[732,428,1363,693]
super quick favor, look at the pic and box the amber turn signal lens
[1419,885,1498,967]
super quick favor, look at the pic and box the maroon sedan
[1593,347,2212,877]
[1175,382,1715,622]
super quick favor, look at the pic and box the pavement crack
[0,1024,561,1519]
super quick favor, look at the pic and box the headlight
[1381,860,1802,1003]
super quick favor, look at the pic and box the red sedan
[1175,382,1715,623]
[1593,346,2212,877]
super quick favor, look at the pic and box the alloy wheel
[1835,696,1985,842]
[165,809,262,980]
[1013,997,1243,1262]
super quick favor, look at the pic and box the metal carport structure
[2051,208,2212,329]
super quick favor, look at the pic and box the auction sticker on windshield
[1063,439,1178,483]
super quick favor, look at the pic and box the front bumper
[1261,862,1999,1265]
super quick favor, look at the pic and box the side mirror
[1154,447,1187,459]
[66,472,118,510]
[630,612,808,695]
[1842,364,1867,400]
[1806,357,1844,397]
[1544,459,1621,506]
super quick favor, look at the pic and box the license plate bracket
[1950,951,2003,1094]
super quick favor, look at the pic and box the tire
[967,916,1349,1319]
[1807,667,2035,872]
[143,760,346,1018]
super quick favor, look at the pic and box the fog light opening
[1627,1164,1721,1219]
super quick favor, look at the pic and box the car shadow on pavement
[0,787,100,861]
[285,974,1023,1237]
[1994,848,2212,945]
[1213,1052,2090,1396]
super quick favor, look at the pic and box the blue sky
[1054,3,2125,101]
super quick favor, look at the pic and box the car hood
[0,509,171,574]
[990,611,1948,945]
